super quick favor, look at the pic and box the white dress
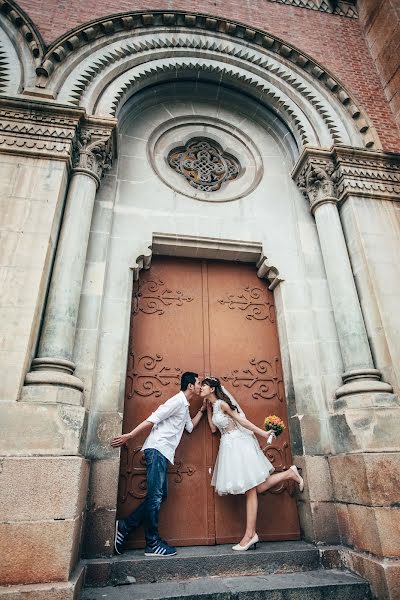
[211,399,275,495]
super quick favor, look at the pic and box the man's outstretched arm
[111,419,153,447]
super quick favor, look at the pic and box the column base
[25,357,84,393]
[335,368,393,399]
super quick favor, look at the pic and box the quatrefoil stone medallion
[168,138,241,192]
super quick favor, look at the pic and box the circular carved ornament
[148,116,263,202]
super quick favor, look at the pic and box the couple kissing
[110,371,304,557]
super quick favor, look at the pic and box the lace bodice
[212,400,238,434]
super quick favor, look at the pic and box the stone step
[80,569,371,600]
[84,541,320,587]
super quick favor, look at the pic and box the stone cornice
[292,146,400,205]
[0,96,116,161]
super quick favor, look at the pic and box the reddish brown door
[118,257,299,548]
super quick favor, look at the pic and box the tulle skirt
[211,429,275,495]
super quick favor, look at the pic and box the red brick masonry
[17,0,400,151]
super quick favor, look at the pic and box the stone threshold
[83,540,320,586]
[80,570,370,600]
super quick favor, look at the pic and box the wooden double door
[118,257,299,547]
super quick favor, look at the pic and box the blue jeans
[123,448,169,547]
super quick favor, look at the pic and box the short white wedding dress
[211,399,275,495]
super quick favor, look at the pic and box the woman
[201,376,304,552]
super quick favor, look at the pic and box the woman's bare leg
[256,467,301,494]
[238,487,258,546]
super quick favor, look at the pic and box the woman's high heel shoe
[290,465,304,492]
[232,533,259,551]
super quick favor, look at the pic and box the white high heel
[232,533,259,551]
[290,465,304,492]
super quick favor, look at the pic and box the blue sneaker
[144,540,177,557]
[114,519,128,555]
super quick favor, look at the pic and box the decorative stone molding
[332,148,400,202]
[133,233,283,292]
[0,96,83,159]
[59,32,349,149]
[292,146,400,205]
[0,0,44,65]
[33,11,375,148]
[72,125,114,186]
[267,0,357,18]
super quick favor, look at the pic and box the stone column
[24,121,115,399]
[292,150,392,402]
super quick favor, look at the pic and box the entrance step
[80,570,371,600]
[83,541,319,587]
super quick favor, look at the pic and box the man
[111,371,206,557]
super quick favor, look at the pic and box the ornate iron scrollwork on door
[133,278,193,316]
[168,138,240,192]
[218,286,275,321]
[222,357,284,401]
[127,354,182,398]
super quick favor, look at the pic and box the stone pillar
[24,122,115,399]
[293,149,393,406]
[293,147,400,600]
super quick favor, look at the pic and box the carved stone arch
[31,10,380,150]
[0,0,44,92]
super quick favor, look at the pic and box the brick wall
[16,0,400,151]
[358,0,400,130]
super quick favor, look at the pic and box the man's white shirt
[142,391,193,464]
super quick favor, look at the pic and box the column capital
[291,148,337,214]
[72,118,116,186]
[292,145,400,207]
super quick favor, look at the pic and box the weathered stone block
[294,455,334,502]
[330,453,400,506]
[338,504,400,558]
[82,508,116,558]
[0,566,84,599]
[297,500,340,544]
[0,402,87,456]
[344,548,400,600]
[87,458,119,511]
[0,517,82,585]
[0,457,89,521]
[330,406,400,454]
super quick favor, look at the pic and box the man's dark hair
[181,371,198,391]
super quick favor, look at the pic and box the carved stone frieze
[0,97,82,159]
[292,146,400,207]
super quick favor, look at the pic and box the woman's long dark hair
[202,377,239,412]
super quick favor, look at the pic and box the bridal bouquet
[264,415,285,444]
